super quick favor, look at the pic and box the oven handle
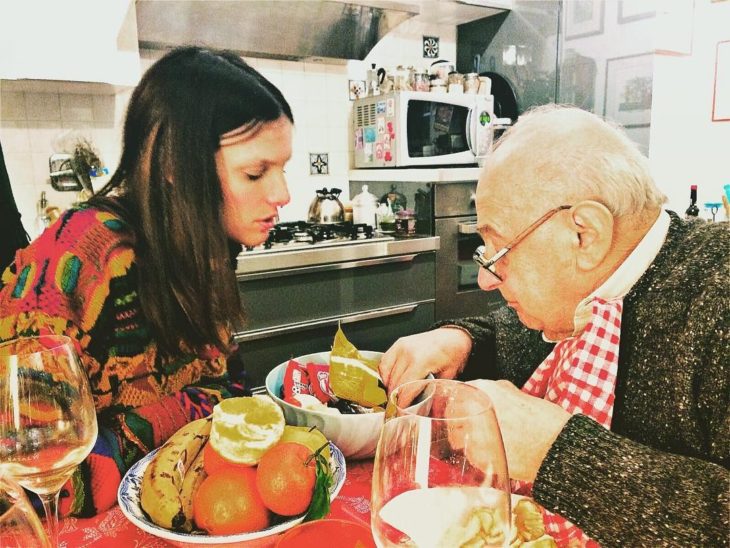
[236,253,419,281]
[458,221,479,234]
[232,301,428,342]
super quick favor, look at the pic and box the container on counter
[376,202,396,233]
[464,73,480,94]
[430,78,446,93]
[412,71,430,92]
[395,209,416,237]
[351,184,378,227]
[447,72,464,94]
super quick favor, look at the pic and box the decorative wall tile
[423,36,440,58]
[309,153,329,175]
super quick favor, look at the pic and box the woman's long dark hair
[89,46,293,357]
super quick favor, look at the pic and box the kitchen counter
[235,235,440,278]
[348,167,481,183]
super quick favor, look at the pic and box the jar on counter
[412,71,430,92]
[447,71,464,94]
[464,73,479,94]
[430,78,446,93]
[395,209,416,237]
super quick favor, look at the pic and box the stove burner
[262,221,375,249]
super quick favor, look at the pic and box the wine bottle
[685,185,699,218]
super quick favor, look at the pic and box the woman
[0,46,293,516]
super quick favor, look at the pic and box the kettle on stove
[307,187,345,224]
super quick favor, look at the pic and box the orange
[202,440,253,476]
[256,442,316,516]
[192,467,270,535]
[209,396,285,465]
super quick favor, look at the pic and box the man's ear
[568,201,614,271]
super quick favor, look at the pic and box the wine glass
[0,335,98,546]
[0,473,51,547]
[371,379,511,548]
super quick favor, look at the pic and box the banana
[179,442,207,527]
[140,417,212,531]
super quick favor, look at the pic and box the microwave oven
[352,91,494,168]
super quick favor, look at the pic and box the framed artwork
[617,0,656,24]
[712,40,730,121]
[564,0,605,41]
[604,53,654,128]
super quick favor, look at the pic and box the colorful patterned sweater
[0,206,247,517]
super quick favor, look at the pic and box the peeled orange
[209,396,285,465]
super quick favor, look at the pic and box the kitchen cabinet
[413,0,512,25]
[234,236,439,388]
[0,0,140,86]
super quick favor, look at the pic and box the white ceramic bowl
[117,441,346,548]
[265,351,386,460]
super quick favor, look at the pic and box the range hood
[135,0,420,62]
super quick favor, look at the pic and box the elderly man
[379,105,728,546]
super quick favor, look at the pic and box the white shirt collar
[542,210,671,342]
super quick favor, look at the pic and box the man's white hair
[486,104,667,217]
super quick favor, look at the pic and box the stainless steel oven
[431,180,503,320]
[349,176,503,322]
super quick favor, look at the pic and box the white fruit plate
[117,441,346,548]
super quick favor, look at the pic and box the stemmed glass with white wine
[0,335,98,546]
[371,379,511,548]
[1,473,50,547]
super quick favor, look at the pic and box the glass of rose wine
[371,379,511,548]
[0,335,98,546]
[1,473,51,547]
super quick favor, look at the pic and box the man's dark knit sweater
[440,211,729,546]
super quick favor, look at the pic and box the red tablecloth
[58,460,375,547]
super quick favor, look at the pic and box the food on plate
[279,425,331,462]
[192,466,270,535]
[510,498,557,548]
[329,325,387,408]
[209,395,285,465]
[137,397,335,536]
[140,416,212,532]
[256,442,317,516]
[441,506,506,547]
[280,326,387,413]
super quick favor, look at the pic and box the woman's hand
[379,327,473,391]
[468,379,571,482]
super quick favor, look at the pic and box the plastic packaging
[351,185,378,227]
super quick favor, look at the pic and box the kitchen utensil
[307,187,345,224]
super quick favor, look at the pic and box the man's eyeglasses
[473,205,572,282]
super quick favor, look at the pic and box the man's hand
[468,379,571,482]
[379,327,472,391]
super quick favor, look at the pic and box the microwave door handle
[465,108,474,154]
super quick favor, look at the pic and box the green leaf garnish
[303,448,334,522]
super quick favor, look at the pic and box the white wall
[649,0,730,220]
[0,18,454,236]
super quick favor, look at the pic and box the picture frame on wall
[564,0,605,40]
[712,40,730,121]
[617,0,656,24]
[604,53,654,128]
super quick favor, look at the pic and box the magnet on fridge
[376,101,386,114]
[355,128,364,150]
[377,117,385,135]
[375,143,384,159]
[387,98,395,116]
[364,127,377,143]
[384,151,393,162]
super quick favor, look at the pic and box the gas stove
[243,221,394,255]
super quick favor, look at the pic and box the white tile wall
[1,18,456,234]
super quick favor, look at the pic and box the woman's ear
[568,201,614,271]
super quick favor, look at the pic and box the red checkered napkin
[517,297,623,547]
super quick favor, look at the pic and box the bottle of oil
[685,185,699,218]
